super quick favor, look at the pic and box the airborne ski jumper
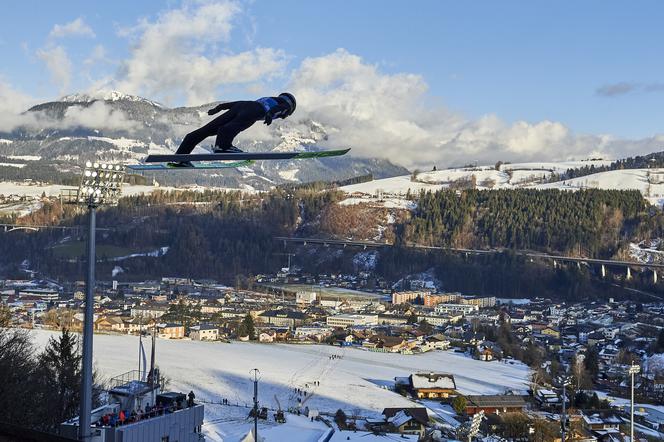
[170,93,297,167]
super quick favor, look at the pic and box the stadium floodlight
[76,161,126,207]
[65,160,125,441]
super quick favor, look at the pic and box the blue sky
[1,0,663,166]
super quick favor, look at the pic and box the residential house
[409,372,457,399]
[190,324,219,341]
[465,395,528,416]
[157,323,184,339]
[381,408,429,438]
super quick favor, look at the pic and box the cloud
[114,0,289,105]
[84,45,108,66]
[0,80,41,132]
[49,18,95,39]
[285,49,663,169]
[36,45,72,94]
[60,101,139,131]
[596,82,664,97]
[0,80,137,133]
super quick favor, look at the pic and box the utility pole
[629,363,640,441]
[560,375,570,442]
[251,368,260,441]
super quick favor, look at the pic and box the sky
[1,0,663,168]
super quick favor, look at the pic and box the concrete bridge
[274,236,664,283]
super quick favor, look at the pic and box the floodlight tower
[628,363,640,442]
[67,161,125,441]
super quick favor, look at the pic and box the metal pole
[561,380,566,442]
[251,369,259,441]
[79,204,96,441]
[631,370,635,442]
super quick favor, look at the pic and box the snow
[7,155,41,161]
[0,162,26,168]
[338,197,417,210]
[278,169,299,182]
[109,246,169,262]
[61,90,163,107]
[0,139,13,144]
[353,251,378,271]
[628,240,664,264]
[203,406,330,442]
[340,161,663,208]
[30,330,529,440]
[88,136,146,150]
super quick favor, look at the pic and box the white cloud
[49,18,95,39]
[60,101,138,131]
[84,45,107,66]
[36,45,72,94]
[114,0,288,105]
[284,49,664,168]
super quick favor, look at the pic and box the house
[190,324,219,341]
[258,331,275,343]
[424,334,450,350]
[95,316,124,332]
[465,395,528,416]
[535,389,560,409]
[381,408,429,438]
[581,411,623,439]
[475,342,502,361]
[409,372,457,399]
[157,323,185,339]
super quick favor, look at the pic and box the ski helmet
[279,92,296,115]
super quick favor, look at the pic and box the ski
[143,148,350,163]
[127,160,254,171]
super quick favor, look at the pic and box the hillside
[340,160,664,207]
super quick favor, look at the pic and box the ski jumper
[175,97,293,155]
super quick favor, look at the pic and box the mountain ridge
[0,91,409,189]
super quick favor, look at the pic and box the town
[2,265,663,441]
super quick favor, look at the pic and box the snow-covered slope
[31,330,529,429]
[340,160,664,207]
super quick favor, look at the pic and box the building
[465,395,528,416]
[157,323,185,339]
[131,304,169,319]
[382,408,429,438]
[296,291,317,305]
[417,314,461,327]
[326,314,378,328]
[409,372,457,399]
[461,296,497,308]
[434,303,478,315]
[190,324,219,341]
[391,291,461,307]
[391,291,431,304]
[258,309,307,328]
[60,370,204,442]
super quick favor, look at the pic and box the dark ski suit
[175,97,293,155]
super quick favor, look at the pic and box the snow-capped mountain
[0,91,408,189]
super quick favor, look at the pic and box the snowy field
[31,330,529,441]
[339,161,664,208]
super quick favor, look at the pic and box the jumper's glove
[264,115,273,126]
[208,106,222,115]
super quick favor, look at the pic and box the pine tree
[35,329,84,429]
[238,314,256,340]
